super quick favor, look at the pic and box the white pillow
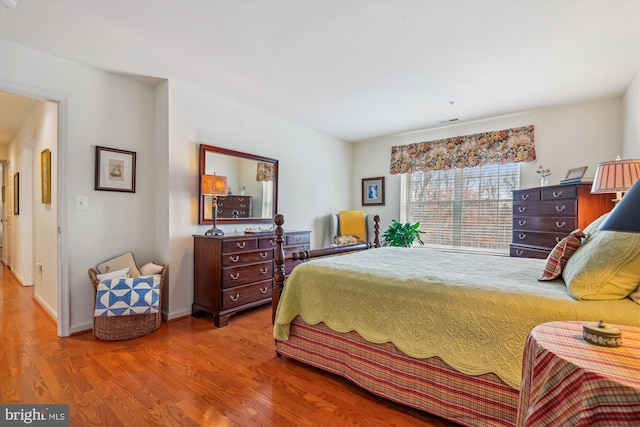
[140,262,164,276]
[96,267,130,281]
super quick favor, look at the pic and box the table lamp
[591,157,640,203]
[599,177,640,232]
[201,174,228,236]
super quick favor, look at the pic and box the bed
[270,214,640,427]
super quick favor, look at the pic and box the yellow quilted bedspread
[273,247,640,389]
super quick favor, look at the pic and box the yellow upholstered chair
[329,210,378,245]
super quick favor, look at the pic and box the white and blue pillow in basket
[94,273,161,317]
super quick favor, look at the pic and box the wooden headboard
[271,213,381,323]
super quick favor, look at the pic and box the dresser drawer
[221,250,272,267]
[222,280,271,310]
[509,245,549,259]
[513,189,541,202]
[541,186,577,201]
[513,200,577,217]
[512,230,568,250]
[221,237,258,252]
[286,233,311,246]
[221,261,272,288]
[259,236,278,249]
[218,207,251,218]
[513,216,577,233]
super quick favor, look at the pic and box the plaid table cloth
[517,321,640,426]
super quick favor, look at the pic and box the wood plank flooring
[0,264,459,426]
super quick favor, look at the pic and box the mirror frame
[199,144,278,225]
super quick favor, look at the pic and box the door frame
[1,79,69,337]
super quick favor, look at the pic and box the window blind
[401,163,519,253]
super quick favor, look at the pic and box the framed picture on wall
[362,176,385,206]
[13,172,19,215]
[41,148,51,204]
[95,146,136,192]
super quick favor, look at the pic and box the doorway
[0,84,67,337]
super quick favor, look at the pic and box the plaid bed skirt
[276,317,518,427]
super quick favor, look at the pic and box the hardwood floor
[0,264,459,427]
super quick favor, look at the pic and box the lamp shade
[201,174,228,196]
[591,159,640,194]
[599,178,640,232]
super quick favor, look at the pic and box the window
[401,163,519,253]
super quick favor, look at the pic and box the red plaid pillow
[538,229,586,281]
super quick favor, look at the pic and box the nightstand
[517,321,640,426]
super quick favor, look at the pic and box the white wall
[164,81,353,319]
[622,68,639,158]
[1,41,158,334]
[354,98,624,231]
[5,100,59,317]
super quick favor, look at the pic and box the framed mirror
[199,144,278,225]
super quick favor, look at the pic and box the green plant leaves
[382,219,425,247]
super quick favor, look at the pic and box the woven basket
[88,264,166,341]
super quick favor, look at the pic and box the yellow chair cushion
[339,210,366,242]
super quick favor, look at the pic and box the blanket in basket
[94,275,160,317]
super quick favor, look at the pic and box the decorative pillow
[563,230,640,300]
[97,252,142,277]
[538,229,585,281]
[334,235,360,246]
[96,267,130,281]
[583,212,609,236]
[140,262,164,276]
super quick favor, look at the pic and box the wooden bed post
[373,214,381,248]
[272,214,286,324]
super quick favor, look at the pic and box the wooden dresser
[510,183,613,259]
[193,230,310,327]
[217,195,253,218]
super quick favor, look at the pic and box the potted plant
[382,220,425,248]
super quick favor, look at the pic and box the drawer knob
[236,241,246,248]
[521,194,530,200]
[230,255,239,263]
[240,204,247,208]
[230,272,240,280]
[556,237,562,243]
[518,233,527,240]
[230,294,240,302]
[259,252,268,258]
[516,250,524,256]
[518,206,526,213]
[259,286,268,294]
[260,267,268,274]
[552,191,562,198]
[555,221,566,228]
[518,220,527,226]
[555,205,566,212]
[268,239,276,246]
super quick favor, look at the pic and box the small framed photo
[565,166,588,180]
[362,176,385,206]
[95,146,136,192]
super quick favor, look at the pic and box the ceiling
[0,0,638,143]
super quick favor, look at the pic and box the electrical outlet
[76,196,88,210]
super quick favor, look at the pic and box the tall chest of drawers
[510,183,613,259]
[216,195,253,218]
[193,230,310,327]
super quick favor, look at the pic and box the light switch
[76,196,88,210]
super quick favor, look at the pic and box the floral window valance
[256,162,274,182]
[390,125,535,174]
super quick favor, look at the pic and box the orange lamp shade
[201,174,228,196]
